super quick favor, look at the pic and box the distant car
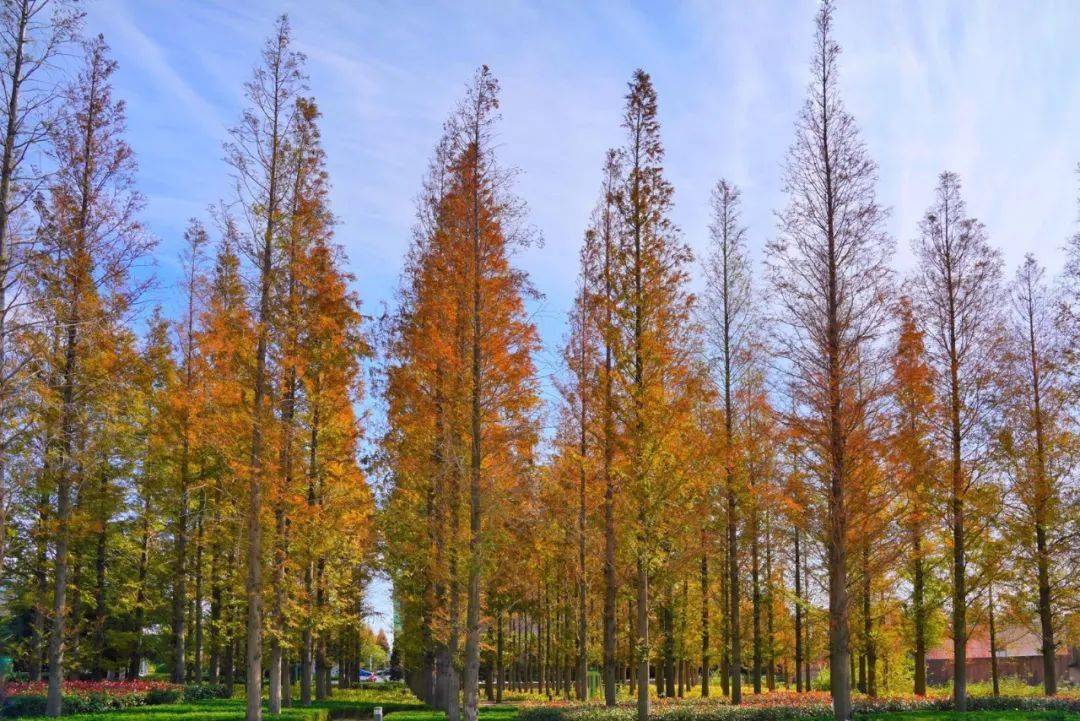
[358,668,380,682]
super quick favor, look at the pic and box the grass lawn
[383,707,520,721]
[863,714,1079,721]
[11,688,1077,721]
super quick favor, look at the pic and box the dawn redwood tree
[552,278,596,700]
[573,148,626,705]
[556,266,597,701]
[1000,255,1071,696]
[846,395,891,699]
[36,35,152,715]
[888,297,939,696]
[570,149,625,705]
[267,95,327,714]
[382,132,464,716]
[127,314,175,681]
[0,0,80,567]
[739,361,777,696]
[197,227,255,693]
[447,66,542,721]
[299,234,374,703]
[293,100,367,708]
[767,2,893,718]
[383,65,540,721]
[701,178,752,704]
[781,424,811,693]
[170,220,207,684]
[175,222,211,686]
[911,171,1003,712]
[613,69,695,721]
[224,15,305,720]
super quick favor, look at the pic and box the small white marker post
[375,707,383,721]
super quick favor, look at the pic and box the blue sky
[84,0,1080,642]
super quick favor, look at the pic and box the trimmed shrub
[0,679,186,717]
[1,695,47,718]
[182,683,232,702]
[147,688,183,705]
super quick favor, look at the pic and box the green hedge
[1,690,184,718]
[181,684,233,702]
[1,682,235,717]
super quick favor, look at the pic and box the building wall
[926,655,1071,687]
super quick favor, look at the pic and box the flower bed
[1,680,184,717]
[518,691,1080,721]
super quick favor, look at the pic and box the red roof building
[926,625,1073,687]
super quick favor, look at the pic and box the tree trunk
[301,407,319,707]
[496,611,504,702]
[223,547,237,693]
[268,507,285,714]
[751,504,761,694]
[194,492,205,682]
[282,652,292,707]
[912,528,926,695]
[602,284,617,706]
[208,506,222,684]
[803,548,811,693]
[663,596,675,698]
[30,488,50,682]
[636,548,649,721]
[988,583,999,697]
[577,377,588,701]
[655,649,663,696]
[794,528,803,693]
[720,527,729,698]
[765,517,775,692]
[315,633,328,700]
[128,499,151,679]
[726,397,741,703]
[701,535,710,698]
[1035,524,1056,695]
[679,580,688,697]
[865,579,876,698]
[46,348,74,715]
[173,440,189,684]
[1023,278,1057,697]
[947,261,967,712]
[628,599,636,697]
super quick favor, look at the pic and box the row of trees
[382,3,1078,721]
[0,5,376,720]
